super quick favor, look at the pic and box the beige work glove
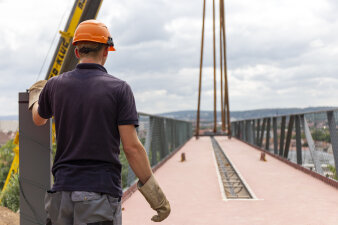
[28,80,47,110]
[137,174,171,222]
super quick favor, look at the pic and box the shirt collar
[76,63,107,73]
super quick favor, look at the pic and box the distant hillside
[1,106,337,122]
[0,115,17,121]
[158,107,338,121]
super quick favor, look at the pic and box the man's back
[38,63,139,197]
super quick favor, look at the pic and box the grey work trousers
[44,191,122,225]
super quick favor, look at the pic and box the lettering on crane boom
[78,0,85,9]
[50,40,69,78]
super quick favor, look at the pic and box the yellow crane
[1,0,103,200]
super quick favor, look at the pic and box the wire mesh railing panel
[121,113,193,189]
[231,109,338,181]
[302,112,335,177]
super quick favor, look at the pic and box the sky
[0,0,337,116]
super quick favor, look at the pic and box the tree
[0,140,15,190]
[0,173,19,212]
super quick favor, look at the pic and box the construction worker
[28,19,170,224]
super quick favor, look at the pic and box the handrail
[138,112,192,123]
[232,107,338,122]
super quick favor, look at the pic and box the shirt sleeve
[117,82,139,127]
[38,80,53,119]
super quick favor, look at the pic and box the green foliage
[0,140,15,190]
[52,143,57,161]
[311,129,331,142]
[139,137,146,146]
[292,133,306,140]
[327,164,337,180]
[119,146,128,188]
[0,173,19,212]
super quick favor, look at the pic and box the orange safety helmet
[72,19,116,51]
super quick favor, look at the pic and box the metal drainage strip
[211,137,252,199]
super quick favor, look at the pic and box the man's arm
[118,124,170,222]
[118,124,152,184]
[31,103,48,126]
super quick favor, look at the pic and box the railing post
[279,116,286,156]
[273,117,278,154]
[248,120,254,144]
[265,118,271,151]
[144,117,153,155]
[236,122,239,138]
[252,120,256,145]
[295,115,303,165]
[284,116,295,158]
[230,122,234,137]
[259,118,266,147]
[256,119,261,145]
[150,117,160,166]
[160,119,169,159]
[247,120,251,142]
[189,122,193,138]
[327,111,338,176]
[243,121,247,141]
[239,121,243,140]
[172,120,177,149]
[166,119,173,152]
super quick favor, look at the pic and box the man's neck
[79,58,104,65]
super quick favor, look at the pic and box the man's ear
[103,46,108,57]
[74,47,80,59]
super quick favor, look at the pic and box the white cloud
[0,0,337,116]
[309,39,325,48]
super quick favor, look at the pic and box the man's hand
[137,175,171,222]
[28,80,47,110]
[28,80,48,126]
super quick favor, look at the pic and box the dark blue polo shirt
[38,63,138,197]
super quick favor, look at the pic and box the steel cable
[35,1,72,82]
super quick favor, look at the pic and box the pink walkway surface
[122,137,338,225]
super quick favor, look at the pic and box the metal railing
[231,109,338,180]
[122,112,193,188]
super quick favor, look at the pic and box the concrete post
[19,92,52,225]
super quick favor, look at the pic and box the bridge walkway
[122,137,338,225]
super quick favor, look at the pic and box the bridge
[17,102,338,224]
[1,0,337,224]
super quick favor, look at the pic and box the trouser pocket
[72,191,114,224]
